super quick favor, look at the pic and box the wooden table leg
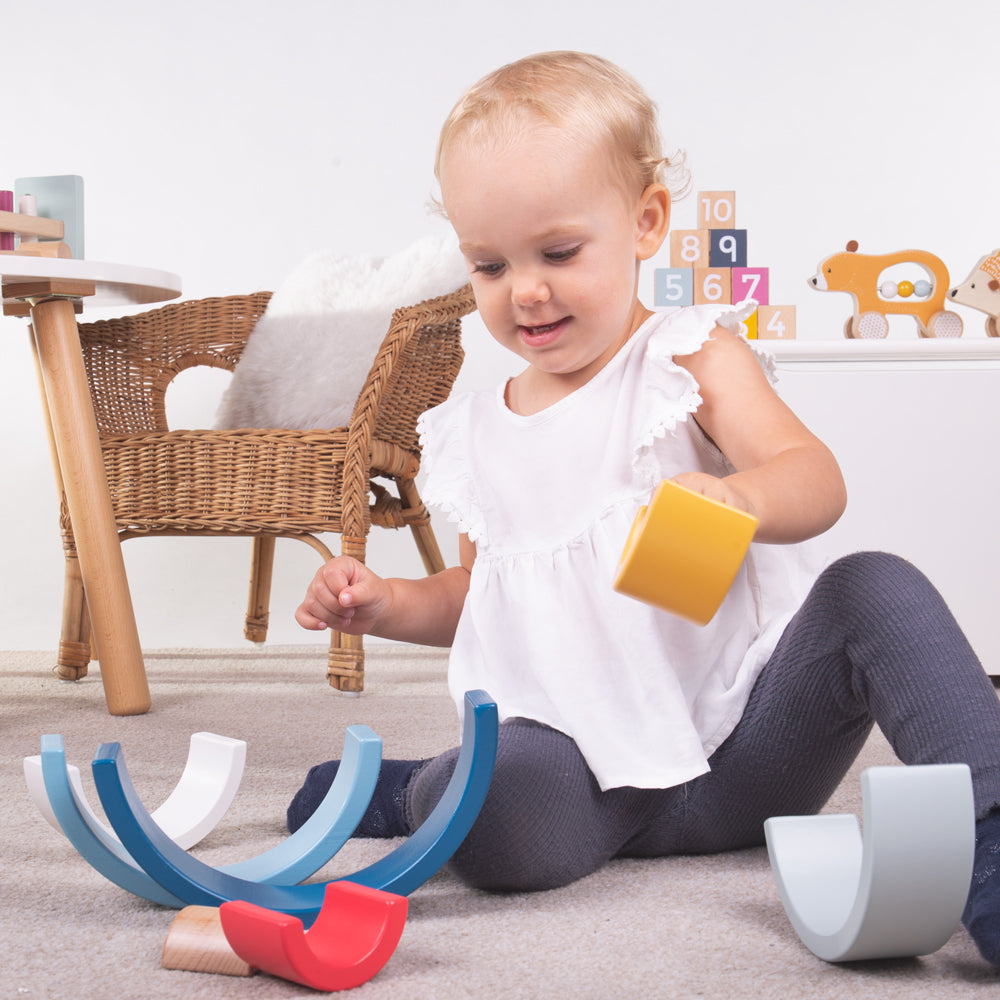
[30,295,151,715]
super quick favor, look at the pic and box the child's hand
[671,472,756,519]
[295,557,391,636]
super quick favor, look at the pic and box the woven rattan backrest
[75,293,273,434]
[360,284,475,455]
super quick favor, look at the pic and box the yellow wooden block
[757,304,797,339]
[693,267,732,306]
[698,191,736,229]
[743,310,758,339]
[670,229,709,268]
[614,480,758,626]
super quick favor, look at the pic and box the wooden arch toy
[810,242,963,339]
[34,724,381,904]
[26,731,247,850]
[219,881,408,991]
[91,690,497,925]
[764,764,974,962]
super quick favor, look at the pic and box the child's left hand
[670,472,756,519]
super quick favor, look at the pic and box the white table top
[1,256,182,309]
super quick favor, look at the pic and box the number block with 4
[756,304,796,339]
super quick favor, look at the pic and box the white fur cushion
[215,233,469,430]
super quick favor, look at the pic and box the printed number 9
[718,235,738,263]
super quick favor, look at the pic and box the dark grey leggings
[406,552,1000,892]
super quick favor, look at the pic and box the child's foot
[963,808,1000,966]
[286,758,426,837]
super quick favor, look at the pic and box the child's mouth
[520,319,566,344]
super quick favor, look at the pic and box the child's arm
[295,534,476,646]
[673,326,847,544]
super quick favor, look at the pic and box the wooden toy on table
[0,207,72,258]
[949,249,1000,337]
[765,763,974,962]
[614,480,758,626]
[32,725,380,904]
[810,240,963,338]
[26,731,247,851]
[655,190,797,338]
[88,690,497,924]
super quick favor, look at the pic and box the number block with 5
[654,268,694,307]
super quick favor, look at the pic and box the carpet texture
[2,645,997,999]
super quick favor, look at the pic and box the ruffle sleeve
[417,393,490,546]
[632,300,771,483]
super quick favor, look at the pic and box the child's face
[440,126,667,391]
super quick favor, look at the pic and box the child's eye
[472,261,505,276]
[545,245,582,263]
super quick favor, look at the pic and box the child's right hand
[295,557,391,636]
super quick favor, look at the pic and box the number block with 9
[709,229,747,268]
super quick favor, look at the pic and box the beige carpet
[2,645,997,999]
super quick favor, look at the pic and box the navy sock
[963,808,1000,966]
[286,758,425,837]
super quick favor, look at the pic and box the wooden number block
[654,268,694,307]
[732,266,769,304]
[757,304,796,339]
[670,229,709,268]
[693,268,731,305]
[698,191,736,229]
[743,310,758,340]
[709,230,747,268]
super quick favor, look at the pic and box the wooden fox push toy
[810,241,963,339]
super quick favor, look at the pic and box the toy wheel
[924,311,963,338]
[849,312,889,339]
[987,316,999,338]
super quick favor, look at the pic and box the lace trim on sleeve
[632,300,766,484]
[417,395,489,547]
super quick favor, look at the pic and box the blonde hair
[434,51,689,204]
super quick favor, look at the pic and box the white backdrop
[2,0,998,651]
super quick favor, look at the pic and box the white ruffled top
[417,303,817,790]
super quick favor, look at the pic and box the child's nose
[510,270,550,307]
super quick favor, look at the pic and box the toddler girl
[291,51,1000,967]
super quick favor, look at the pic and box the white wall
[2,0,998,651]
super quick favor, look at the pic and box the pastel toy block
[810,241,962,339]
[27,731,246,850]
[757,305,796,340]
[33,726,380,902]
[220,881,408,991]
[732,266,769,305]
[698,191,736,229]
[654,267,693,307]
[15,175,84,258]
[693,268,732,306]
[670,229,710,268]
[765,764,973,963]
[614,480,758,626]
[709,229,747,268]
[742,310,758,340]
[90,690,497,924]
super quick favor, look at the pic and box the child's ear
[635,184,670,261]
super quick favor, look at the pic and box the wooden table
[2,256,182,714]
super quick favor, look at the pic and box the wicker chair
[51,284,475,693]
